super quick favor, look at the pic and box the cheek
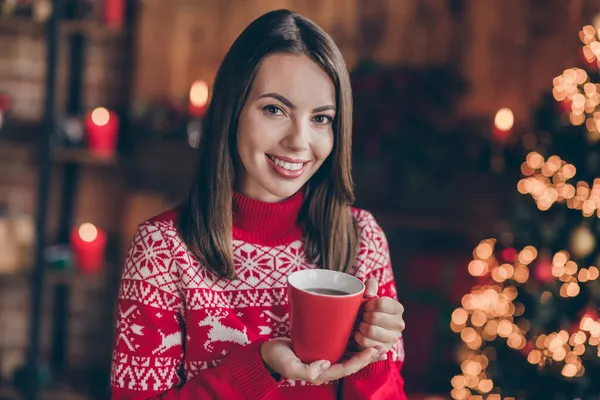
[312,130,334,161]
[238,113,274,155]
[237,113,263,160]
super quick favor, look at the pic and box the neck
[232,190,304,246]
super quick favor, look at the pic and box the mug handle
[361,293,378,305]
[353,292,378,330]
[346,293,379,353]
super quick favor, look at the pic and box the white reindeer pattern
[198,310,250,352]
[152,329,182,355]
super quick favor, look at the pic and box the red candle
[493,107,514,142]
[70,223,107,274]
[103,0,125,29]
[84,107,119,158]
[188,80,209,118]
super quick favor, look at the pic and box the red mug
[287,269,371,364]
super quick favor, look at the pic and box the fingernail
[374,346,384,355]
[320,361,330,370]
[369,348,378,357]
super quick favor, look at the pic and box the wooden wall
[133,0,600,124]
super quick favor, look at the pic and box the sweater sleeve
[342,212,407,400]
[110,220,280,400]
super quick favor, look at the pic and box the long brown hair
[177,9,357,279]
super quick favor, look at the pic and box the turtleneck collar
[232,190,304,246]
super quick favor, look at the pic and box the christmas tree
[451,24,600,400]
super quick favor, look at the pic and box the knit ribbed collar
[232,190,304,246]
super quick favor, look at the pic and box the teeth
[270,156,304,171]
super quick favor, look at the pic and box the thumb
[365,278,378,297]
[304,359,331,381]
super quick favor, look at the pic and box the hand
[260,337,380,385]
[354,278,405,355]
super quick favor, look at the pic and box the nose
[281,119,309,152]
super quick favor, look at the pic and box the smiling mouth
[266,154,309,171]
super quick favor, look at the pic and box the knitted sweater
[110,191,406,399]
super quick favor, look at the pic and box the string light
[552,26,600,142]
[453,23,600,399]
[451,240,600,398]
[517,151,600,217]
[581,24,600,68]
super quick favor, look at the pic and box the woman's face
[236,53,336,202]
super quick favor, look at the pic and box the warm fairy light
[562,364,578,377]
[78,223,98,242]
[190,80,209,107]
[574,331,587,345]
[455,47,600,393]
[517,152,600,215]
[528,349,542,364]
[566,282,581,297]
[565,261,578,276]
[518,246,537,264]
[452,238,600,396]
[477,379,493,393]
[471,311,487,327]
[461,327,477,343]
[475,242,493,259]
[553,32,600,140]
[452,308,469,325]
[468,260,488,276]
[553,251,569,267]
[91,107,110,126]
[580,24,600,68]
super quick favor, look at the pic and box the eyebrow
[258,92,336,113]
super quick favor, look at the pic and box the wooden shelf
[53,147,119,167]
[61,20,127,38]
[0,17,127,38]
[0,17,44,35]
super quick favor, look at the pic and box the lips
[266,154,310,179]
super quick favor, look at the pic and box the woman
[111,9,406,400]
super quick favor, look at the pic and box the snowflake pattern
[111,208,404,395]
[115,304,143,352]
[259,309,290,337]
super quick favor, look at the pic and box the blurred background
[2,0,600,399]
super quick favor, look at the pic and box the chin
[261,179,306,201]
[267,185,303,200]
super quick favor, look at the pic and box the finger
[358,322,399,344]
[284,358,331,382]
[343,351,387,362]
[355,330,387,349]
[362,311,402,331]
[316,347,377,383]
[364,297,404,314]
[364,278,379,297]
[362,311,398,329]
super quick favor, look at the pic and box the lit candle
[189,80,209,118]
[104,0,125,29]
[70,223,107,274]
[493,107,514,141]
[84,107,119,157]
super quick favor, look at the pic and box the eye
[263,105,285,116]
[312,114,333,125]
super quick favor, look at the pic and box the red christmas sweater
[110,191,406,399]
